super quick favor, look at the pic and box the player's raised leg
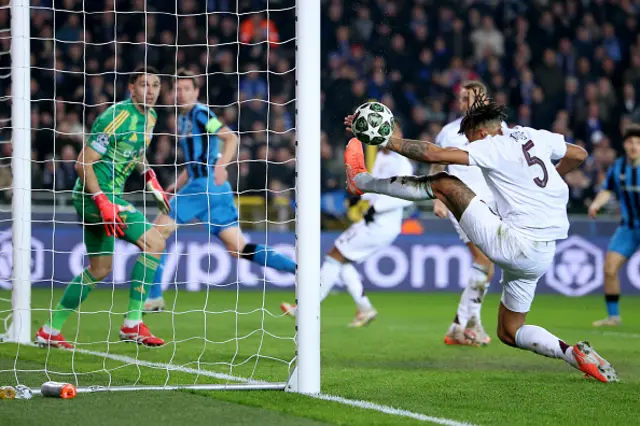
[593,232,629,326]
[218,225,296,274]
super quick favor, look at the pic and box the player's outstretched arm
[555,143,587,177]
[588,190,613,219]
[386,137,470,165]
[343,113,468,165]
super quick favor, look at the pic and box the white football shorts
[334,220,401,263]
[459,197,556,313]
[448,211,471,244]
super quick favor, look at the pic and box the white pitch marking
[69,347,477,426]
[310,393,478,426]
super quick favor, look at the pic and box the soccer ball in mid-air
[351,102,394,146]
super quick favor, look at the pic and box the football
[351,101,394,146]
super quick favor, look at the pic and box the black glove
[348,195,361,207]
[363,206,376,224]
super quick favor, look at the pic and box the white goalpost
[1,0,320,395]
[4,0,31,346]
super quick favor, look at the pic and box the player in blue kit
[588,126,640,326]
[146,69,296,310]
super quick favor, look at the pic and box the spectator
[240,12,280,46]
[58,145,78,190]
[470,16,504,60]
[565,169,595,213]
[620,83,638,116]
[535,49,565,107]
[602,23,622,63]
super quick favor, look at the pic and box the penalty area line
[73,348,477,426]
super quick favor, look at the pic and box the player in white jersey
[280,123,413,327]
[433,81,496,346]
[343,97,619,383]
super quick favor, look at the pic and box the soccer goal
[0,0,320,395]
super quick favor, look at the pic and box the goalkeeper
[145,69,296,311]
[36,66,170,348]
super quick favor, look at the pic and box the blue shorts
[608,226,640,259]
[169,178,238,236]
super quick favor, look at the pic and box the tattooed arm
[343,114,469,165]
[386,137,470,165]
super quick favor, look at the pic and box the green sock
[46,269,99,331]
[127,253,160,321]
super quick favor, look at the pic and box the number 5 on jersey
[522,140,548,188]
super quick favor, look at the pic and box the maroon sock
[559,340,571,353]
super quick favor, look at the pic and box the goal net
[0,0,320,394]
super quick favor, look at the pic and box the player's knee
[427,171,461,193]
[154,217,176,240]
[604,261,620,280]
[145,233,166,256]
[152,237,166,255]
[88,264,112,281]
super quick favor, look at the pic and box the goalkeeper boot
[348,308,377,328]
[444,324,478,347]
[345,138,366,196]
[144,297,165,313]
[35,327,74,349]
[592,316,622,327]
[280,302,297,318]
[120,323,165,347]
[464,316,491,346]
[573,341,619,383]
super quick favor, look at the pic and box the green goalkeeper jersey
[72,99,157,198]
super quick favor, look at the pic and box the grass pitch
[1,289,639,425]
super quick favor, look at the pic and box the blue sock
[605,294,620,317]
[243,243,296,273]
[149,252,167,300]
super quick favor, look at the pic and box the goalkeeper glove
[92,192,127,237]
[143,168,171,214]
[363,206,376,225]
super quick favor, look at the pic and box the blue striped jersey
[603,156,640,228]
[177,103,224,179]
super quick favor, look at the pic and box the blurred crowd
[1,0,639,216]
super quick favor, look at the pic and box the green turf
[1,289,638,425]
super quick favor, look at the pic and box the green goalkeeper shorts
[72,195,152,257]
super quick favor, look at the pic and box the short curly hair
[458,91,508,136]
